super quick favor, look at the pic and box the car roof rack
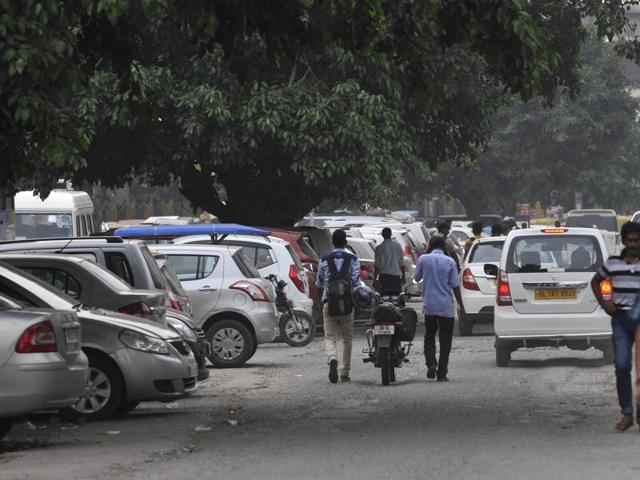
[114,224,271,244]
[0,236,124,245]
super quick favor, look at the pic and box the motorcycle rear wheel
[279,311,315,347]
[379,347,392,386]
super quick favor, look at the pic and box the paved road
[1,323,638,480]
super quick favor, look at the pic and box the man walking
[591,221,640,431]
[415,235,462,381]
[464,221,484,254]
[433,222,461,271]
[316,229,361,383]
[374,227,405,294]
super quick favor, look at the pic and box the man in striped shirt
[591,221,640,431]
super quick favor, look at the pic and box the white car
[173,234,314,318]
[489,227,612,366]
[459,237,505,336]
[148,244,280,368]
[565,209,620,254]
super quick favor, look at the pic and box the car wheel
[458,311,473,336]
[0,419,12,441]
[206,320,255,368]
[63,352,124,421]
[495,346,511,367]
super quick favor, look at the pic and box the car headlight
[119,329,170,355]
[167,318,197,342]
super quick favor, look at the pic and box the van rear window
[505,235,603,273]
[566,214,618,232]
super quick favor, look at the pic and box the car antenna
[56,238,75,254]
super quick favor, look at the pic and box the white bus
[14,189,95,239]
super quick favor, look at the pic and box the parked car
[0,237,167,292]
[164,308,210,381]
[0,262,198,419]
[148,244,279,368]
[346,237,377,319]
[487,227,611,366]
[288,226,333,258]
[153,253,193,316]
[459,237,505,336]
[565,209,620,254]
[0,294,87,440]
[173,234,314,320]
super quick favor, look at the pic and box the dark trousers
[424,315,454,377]
[611,311,637,415]
[378,274,402,295]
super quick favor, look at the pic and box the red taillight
[497,270,512,306]
[462,268,479,291]
[289,264,305,293]
[360,264,374,280]
[167,290,182,311]
[230,280,270,302]
[16,320,57,353]
[404,245,412,256]
[600,278,613,301]
[119,301,153,317]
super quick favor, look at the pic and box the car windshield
[232,251,261,278]
[14,213,73,239]
[566,214,618,232]
[506,235,603,273]
[469,241,504,263]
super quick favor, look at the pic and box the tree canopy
[3,1,640,223]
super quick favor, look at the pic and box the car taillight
[360,264,374,280]
[230,280,270,302]
[119,301,154,318]
[404,245,412,256]
[497,270,512,306]
[600,278,613,301]
[462,268,479,291]
[289,264,305,293]
[167,290,182,311]
[16,320,57,353]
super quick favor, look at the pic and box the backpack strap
[327,253,338,276]
[339,254,353,276]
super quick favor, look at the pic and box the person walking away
[316,229,361,383]
[464,221,484,254]
[414,235,462,381]
[374,227,405,294]
[591,221,640,431]
[433,222,461,272]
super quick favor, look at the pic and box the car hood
[75,307,178,339]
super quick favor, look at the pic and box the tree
[423,33,640,218]
[3,1,640,224]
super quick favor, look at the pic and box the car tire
[206,320,255,368]
[0,419,12,441]
[458,311,473,336]
[62,352,125,421]
[496,346,511,367]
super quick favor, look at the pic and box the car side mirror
[484,264,498,278]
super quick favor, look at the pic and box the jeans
[611,311,638,415]
[424,315,454,377]
[323,305,354,377]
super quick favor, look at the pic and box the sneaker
[436,375,449,382]
[340,376,351,383]
[329,359,338,384]
[426,367,436,379]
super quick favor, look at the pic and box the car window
[140,246,167,289]
[22,267,82,299]
[161,264,188,296]
[166,255,219,281]
[233,251,261,278]
[105,252,135,286]
[255,247,275,269]
[566,214,618,232]
[15,213,73,239]
[469,242,504,263]
[506,235,603,273]
[450,231,469,243]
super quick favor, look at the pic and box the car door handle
[199,286,217,292]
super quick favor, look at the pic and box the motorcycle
[362,292,417,385]
[267,274,315,347]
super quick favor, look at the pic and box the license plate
[64,329,80,344]
[373,325,395,335]
[534,288,577,300]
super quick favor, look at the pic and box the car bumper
[0,352,88,417]
[463,306,494,324]
[494,306,611,341]
[251,304,280,344]
[461,289,495,315]
[112,347,198,403]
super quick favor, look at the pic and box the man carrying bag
[316,229,361,383]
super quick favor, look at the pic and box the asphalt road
[2,320,639,480]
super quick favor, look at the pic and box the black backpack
[326,253,355,316]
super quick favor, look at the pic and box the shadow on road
[509,357,607,369]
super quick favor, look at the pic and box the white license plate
[64,329,80,344]
[373,325,395,335]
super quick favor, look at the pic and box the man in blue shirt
[316,229,361,383]
[414,235,462,381]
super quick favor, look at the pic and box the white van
[14,189,95,239]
